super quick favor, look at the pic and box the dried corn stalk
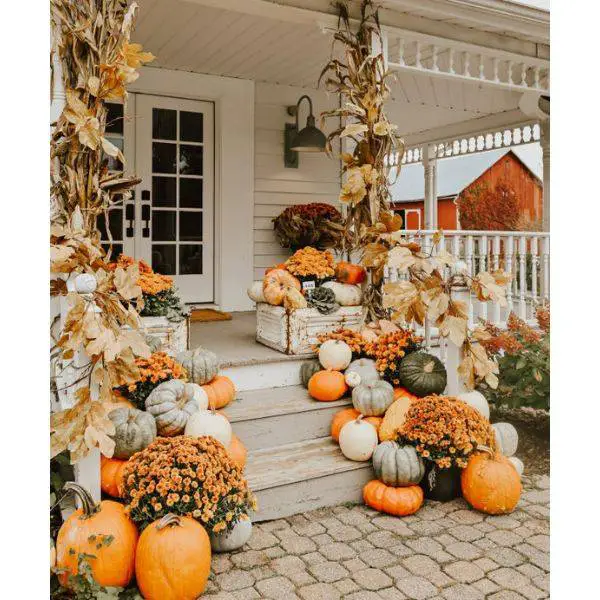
[50,0,154,463]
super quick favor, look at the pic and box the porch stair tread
[245,437,370,492]
[224,385,351,422]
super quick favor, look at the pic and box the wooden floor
[189,311,312,368]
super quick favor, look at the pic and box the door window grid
[100,102,125,258]
[150,108,204,276]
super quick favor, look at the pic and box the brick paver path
[204,474,549,599]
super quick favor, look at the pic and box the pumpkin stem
[63,482,100,518]
[423,361,434,373]
[156,513,182,530]
[476,444,494,457]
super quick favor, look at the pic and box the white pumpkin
[210,518,253,552]
[509,456,524,477]
[247,281,266,303]
[344,371,362,388]
[184,409,232,446]
[189,384,209,410]
[345,358,379,385]
[493,422,519,457]
[457,390,490,420]
[321,281,362,306]
[318,339,352,371]
[339,416,378,462]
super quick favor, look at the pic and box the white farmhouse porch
[52,0,550,517]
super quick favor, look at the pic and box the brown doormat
[190,309,232,323]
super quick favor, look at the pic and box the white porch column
[541,120,550,231]
[423,144,438,230]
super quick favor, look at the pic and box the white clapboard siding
[253,82,341,279]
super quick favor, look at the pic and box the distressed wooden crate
[256,303,364,355]
[138,315,190,354]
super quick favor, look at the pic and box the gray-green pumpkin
[177,346,219,385]
[398,352,447,397]
[145,379,203,436]
[372,441,425,487]
[300,360,321,388]
[352,380,394,416]
[493,422,519,457]
[345,358,380,385]
[109,407,157,459]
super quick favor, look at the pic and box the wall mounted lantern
[284,95,327,168]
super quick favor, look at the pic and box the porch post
[423,144,438,230]
[541,120,550,231]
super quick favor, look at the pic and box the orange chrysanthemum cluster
[285,247,335,279]
[400,395,496,469]
[315,328,366,356]
[507,312,542,343]
[122,436,257,532]
[363,330,423,385]
[536,305,550,333]
[108,254,173,295]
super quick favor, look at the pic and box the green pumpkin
[300,360,321,388]
[372,442,425,487]
[177,346,219,385]
[109,407,157,459]
[398,352,447,397]
[352,380,394,416]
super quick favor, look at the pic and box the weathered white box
[256,303,364,355]
[139,315,190,354]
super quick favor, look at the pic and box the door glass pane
[152,245,176,275]
[106,103,124,134]
[153,142,176,173]
[152,211,176,241]
[179,145,203,175]
[152,176,176,207]
[180,178,203,208]
[102,243,123,259]
[180,245,203,274]
[179,211,203,241]
[180,111,203,142]
[152,108,176,140]
[97,209,123,241]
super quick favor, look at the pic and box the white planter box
[256,303,364,355]
[139,315,190,355]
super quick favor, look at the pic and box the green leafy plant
[477,307,550,410]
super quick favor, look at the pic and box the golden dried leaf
[439,314,468,347]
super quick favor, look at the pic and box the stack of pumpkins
[100,346,244,503]
[301,343,526,518]
[247,258,366,310]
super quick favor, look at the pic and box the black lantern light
[284,95,326,167]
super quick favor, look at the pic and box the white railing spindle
[530,236,539,306]
[478,235,488,322]
[505,235,514,318]
[465,235,475,328]
[542,235,550,304]
[518,235,527,320]
[492,235,502,323]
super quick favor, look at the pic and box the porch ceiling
[132,0,544,140]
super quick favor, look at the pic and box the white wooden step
[246,437,374,522]
[222,357,310,392]
[223,385,352,450]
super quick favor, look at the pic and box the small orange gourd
[56,483,138,588]
[335,261,366,285]
[461,446,522,515]
[202,375,236,409]
[135,513,211,600]
[100,456,128,498]
[263,269,301,305]
[308,370,348,402]
[363,480,423,516]
[228,434,248,470]
[331,408,381,442]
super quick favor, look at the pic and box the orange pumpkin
[228,435,248,470]
[100,456,128,498]
[135,513,211,600]
[331,408,381,442]
[265,263,287,275]
[335,261,366,285]
[56,483,138,588]
[363,480,423,516]
[461,446,522,515]
[202,375,236,409]
[393,387,418,401]
[308,370,348,402]
[263,269,302,306]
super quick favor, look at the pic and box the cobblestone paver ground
[203,474,549,599]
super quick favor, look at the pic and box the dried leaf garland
[50,0,154,463]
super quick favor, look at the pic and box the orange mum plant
[399,395,496,469]
[285,247,336,280]
[122,436,257,533]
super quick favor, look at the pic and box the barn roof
[390,144,543,203]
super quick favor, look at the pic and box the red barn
[390,146,543,230]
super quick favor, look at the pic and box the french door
[100,94,215,304]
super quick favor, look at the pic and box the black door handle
[142,204,150,238]
[125,204,135,237]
